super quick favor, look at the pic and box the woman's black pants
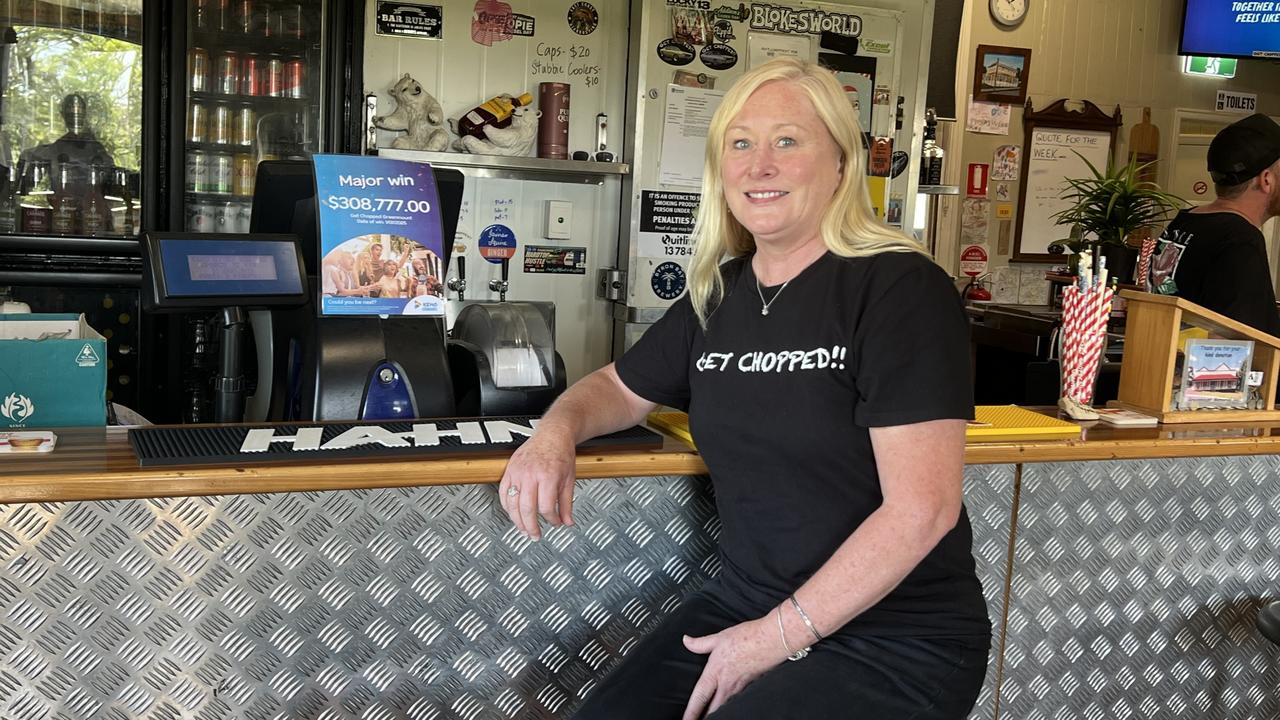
[572,590,989,720]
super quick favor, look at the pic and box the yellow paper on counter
[648,411,694,447]
[967,405,1081,442]
[652,406,1080,448]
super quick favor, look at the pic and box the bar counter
[1,417,1278,719]
[10,414,1280,503]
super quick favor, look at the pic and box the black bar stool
[1260,601,1280,646]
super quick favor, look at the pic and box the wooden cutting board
[1130,106,1160,182]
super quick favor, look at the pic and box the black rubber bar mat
[128,416,664,467]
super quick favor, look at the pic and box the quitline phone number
[326,196,433,213]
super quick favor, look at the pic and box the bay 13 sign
[376,1,444,39]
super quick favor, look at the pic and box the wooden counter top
[7,413,1280,503]
[0,426,706,504]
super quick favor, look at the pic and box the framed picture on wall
[973,44,1032,104]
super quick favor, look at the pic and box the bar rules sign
[376,2,444,39]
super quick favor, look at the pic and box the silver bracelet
[789,595,824,644]
[776,606,809,661]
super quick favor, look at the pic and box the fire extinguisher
[963,276,991,303]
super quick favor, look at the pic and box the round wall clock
[990,0,1027,28]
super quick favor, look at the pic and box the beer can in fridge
[235,202,253,233]
[284,59,305,99]
[234,107,256,147]
[188,102,208,143]
[265,57,284,97]
[191,202,216,232]
[186,150,209,193]
[233,0,257,34]
[210,153,234,195]
[281,3,304,39]
[216,52,239,95]
[210,104,233,145]
[233,153,255,196]
[262,4,284,38]
[214,201,236,232]
[206,0,231,31]
[240,53,261,96]
[190,48,210,93]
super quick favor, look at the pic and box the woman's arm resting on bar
[498,362,658,539]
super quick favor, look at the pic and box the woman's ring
[507,486,520,497]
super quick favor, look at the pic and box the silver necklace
[755,277,791,316]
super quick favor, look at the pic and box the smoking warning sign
[639,190,699,259]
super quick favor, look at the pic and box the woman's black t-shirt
[616,250,990,638]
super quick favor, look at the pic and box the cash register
[141,232,308,423]
[142,159,567,424]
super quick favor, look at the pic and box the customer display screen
[1181,0,1280,58]
[159,238,303,297]
[187,254,280,282]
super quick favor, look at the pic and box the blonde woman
[499,59,989,719]
[373,260,406,298]
[355,250,375,287]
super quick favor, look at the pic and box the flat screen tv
[1181,0,1280,59]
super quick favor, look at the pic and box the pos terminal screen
[158,237,304,297]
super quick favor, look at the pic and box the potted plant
[1051,153,1186,283]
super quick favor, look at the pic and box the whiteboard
[1016,128,1113,257]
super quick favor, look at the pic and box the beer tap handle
[488,257,510,302]
[448,249,467,302]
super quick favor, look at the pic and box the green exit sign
[1183,56,1238,78]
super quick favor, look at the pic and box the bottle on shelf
[919,107,944,187]
[51,156,80,235]
[83,159,111,236]
[456,92,534,140]
[0,166,17,234]
[19,159,53,234]
[108,167,135,237]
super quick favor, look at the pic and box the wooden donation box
[1115,290,1280,423]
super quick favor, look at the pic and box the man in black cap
[1148,112,1280,336]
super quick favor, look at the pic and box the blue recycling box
[0,314,107,428]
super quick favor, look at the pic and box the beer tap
[489,258,510,302]
[448,256,467,302]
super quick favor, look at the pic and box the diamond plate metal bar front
[0,469,1016,720]
[1004,457,1280,719]
[965,464,1018,720]
[0,477,721,720]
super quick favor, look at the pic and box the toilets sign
[1215,90,1257,114]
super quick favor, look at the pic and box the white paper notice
[659,84,726,188]
[747,31,813,68]
[965,95,1012,136]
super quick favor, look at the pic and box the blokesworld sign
[749,2,861,36]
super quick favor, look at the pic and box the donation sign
[314,154,447,317]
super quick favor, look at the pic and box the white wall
[619,0,938,311]
[363,0,631,381]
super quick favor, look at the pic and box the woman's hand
[498,425,578,540]
[681,617,787,719]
